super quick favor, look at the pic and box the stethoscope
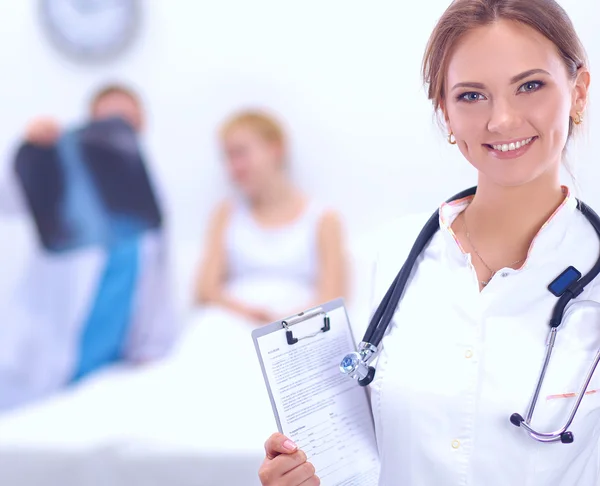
[339,186,600,444]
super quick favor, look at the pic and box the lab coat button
[501,272,509,277]
[465,350,473,358]
[452,439,461,449]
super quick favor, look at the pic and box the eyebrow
[450,68,551,91]
[510,68,551,84]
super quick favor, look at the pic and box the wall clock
[39,0,141,62]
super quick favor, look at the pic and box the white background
[0,0,598,307]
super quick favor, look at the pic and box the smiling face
[444,19,589,188]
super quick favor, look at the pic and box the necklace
[462,217,524,287]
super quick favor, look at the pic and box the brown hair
[220,110,286,150]
[422,0,588,136]
[89,83,143,114]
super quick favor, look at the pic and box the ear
[270,141,286,168]
[571,67,591,117]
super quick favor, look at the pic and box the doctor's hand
[24,117,61,146]
[259,433,320,486]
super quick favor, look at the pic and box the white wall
[0,0,598,306]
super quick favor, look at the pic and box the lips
[483,136,538,160]
[486,136,537,152]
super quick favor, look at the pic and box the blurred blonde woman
[195,110,346,324]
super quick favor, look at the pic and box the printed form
[254,305,380,485]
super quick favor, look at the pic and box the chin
[478,166,557,189]
[471,150,557,189]
[237,185,259,199]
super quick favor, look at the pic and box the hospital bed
[0,239,375,486]
[0,310,274,486]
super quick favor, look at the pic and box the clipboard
[252,298,380,485]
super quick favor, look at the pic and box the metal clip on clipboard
[282,307,331,345]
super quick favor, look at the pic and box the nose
[487,98,523,134]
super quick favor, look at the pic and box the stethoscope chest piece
[340,342,378,386]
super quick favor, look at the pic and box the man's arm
[1,117,62,217]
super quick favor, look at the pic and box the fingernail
[283,439,297,451]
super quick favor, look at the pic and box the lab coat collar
[437,186,577,269]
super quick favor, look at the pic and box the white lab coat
[0,159,179,411]
[367,188,600,486]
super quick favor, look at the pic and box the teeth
[492,137,533,152]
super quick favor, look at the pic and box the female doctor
[257,0,599,485]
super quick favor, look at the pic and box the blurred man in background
[0,84,179,412]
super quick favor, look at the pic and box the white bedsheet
[0,307,278,486]
[0,236,378,486]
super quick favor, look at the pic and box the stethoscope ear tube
[351,187,479,387]
[370,212,440,347]
[362,186,478,348]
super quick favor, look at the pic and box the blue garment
[71,238,140,381]
[60,126,146,381]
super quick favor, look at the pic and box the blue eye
[458,92,485,102]
[519,80,544,93]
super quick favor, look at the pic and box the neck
[249,174,298,212]
[465,172,565,244]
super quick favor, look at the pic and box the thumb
[264,433,298,460]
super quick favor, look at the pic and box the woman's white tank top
[223,199,324,314]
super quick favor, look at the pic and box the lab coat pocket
[536,301,600,424]
[540,353,600,422]
[531,348,600,482]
